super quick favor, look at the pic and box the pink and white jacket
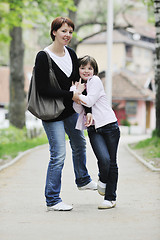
[70,75,117,130]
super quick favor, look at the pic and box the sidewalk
[0,135,160,240]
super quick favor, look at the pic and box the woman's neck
[48,42,65,57]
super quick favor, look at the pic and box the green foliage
[142,0,154,7]
[0,125,48,160]
[152,129,160,138]
[120,119,131,126]
[132,136,160,158]
[0,136,48,159]
[0,125,28,144]
[142,0,154,23]
[0,0,76,42]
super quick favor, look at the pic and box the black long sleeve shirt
[34,46,79,121]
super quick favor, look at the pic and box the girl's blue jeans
[87,121,120,201]
[42,113,91,206]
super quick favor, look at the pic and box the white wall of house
[77,43,125,72]
[150,102,156,131]
[128,46,154,73]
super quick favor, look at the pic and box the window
[125,101,137,115]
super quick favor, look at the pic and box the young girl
[71,55,120,209]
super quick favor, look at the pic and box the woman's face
[79,63,94,81]
[53,23,73,45]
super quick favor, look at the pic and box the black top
[34,46,79,121]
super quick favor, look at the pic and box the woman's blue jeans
[87,122,120,201]
[42,113,91,206]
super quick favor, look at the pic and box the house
[99,70,155,134]
[76,23,156,133]
[0,66,41,129]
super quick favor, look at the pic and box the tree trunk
[9,26,25,129]
[154,0,160,134]
[68,0,81,51]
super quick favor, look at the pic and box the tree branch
[75,21,106,32]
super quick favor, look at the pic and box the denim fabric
[87,122,120,201]
[42,113,91,206]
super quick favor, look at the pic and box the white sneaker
[47,202,73,211]
[98,200,116,209]
[78,181,97,190]
[97,180,106,196]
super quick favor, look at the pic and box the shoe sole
[47,207,73,211]
[97,189,105,196]
[53,208,73,211]
[78,187,97,190]
[98,204,116,209]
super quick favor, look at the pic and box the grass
[130,136,160,168]
[0,126,48,161]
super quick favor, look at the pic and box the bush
[0,126,47,160]
[152,129,160,138]
[0,125,28,144]
[120,119,131,126]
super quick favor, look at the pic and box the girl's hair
[78,55,99,75]
[50,16,74,41]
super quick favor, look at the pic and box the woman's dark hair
[50,16,74,41]
[78,55,99,75]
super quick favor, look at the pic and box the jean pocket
[87,125,96,133]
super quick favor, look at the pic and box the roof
[112,70,155,101]
[0,66,32,105]
[81,30,155,50]
[0,67,9,105]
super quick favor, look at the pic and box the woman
[34,17,97,211]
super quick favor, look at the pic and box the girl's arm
[78,76,102,107]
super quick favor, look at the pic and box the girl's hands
[76,78,86,94]
[85,113,93,127]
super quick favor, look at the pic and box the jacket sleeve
[79,76,102,107]
[73,102,84,114]
[35,51,73,100]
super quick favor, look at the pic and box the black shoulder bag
[27,51,65,120]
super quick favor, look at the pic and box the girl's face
[79,63,94,81]
[53,23,73,45]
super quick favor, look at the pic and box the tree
[142,0,160,136]
[153,0,160,136]
[9,1,25,128]
[68,0,135,50]
[0,0,75,129]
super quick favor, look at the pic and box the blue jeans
[87,122,120,201]
[42,113,91,206]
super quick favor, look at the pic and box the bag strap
[44,50,52,70]
[43,50,61,90]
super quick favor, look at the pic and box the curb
[126,144,160,172]
[0,144,47,172]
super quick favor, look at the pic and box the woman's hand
[85,113,93,127]
[72,92,86,104]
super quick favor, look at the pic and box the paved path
[0,135,160,240]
